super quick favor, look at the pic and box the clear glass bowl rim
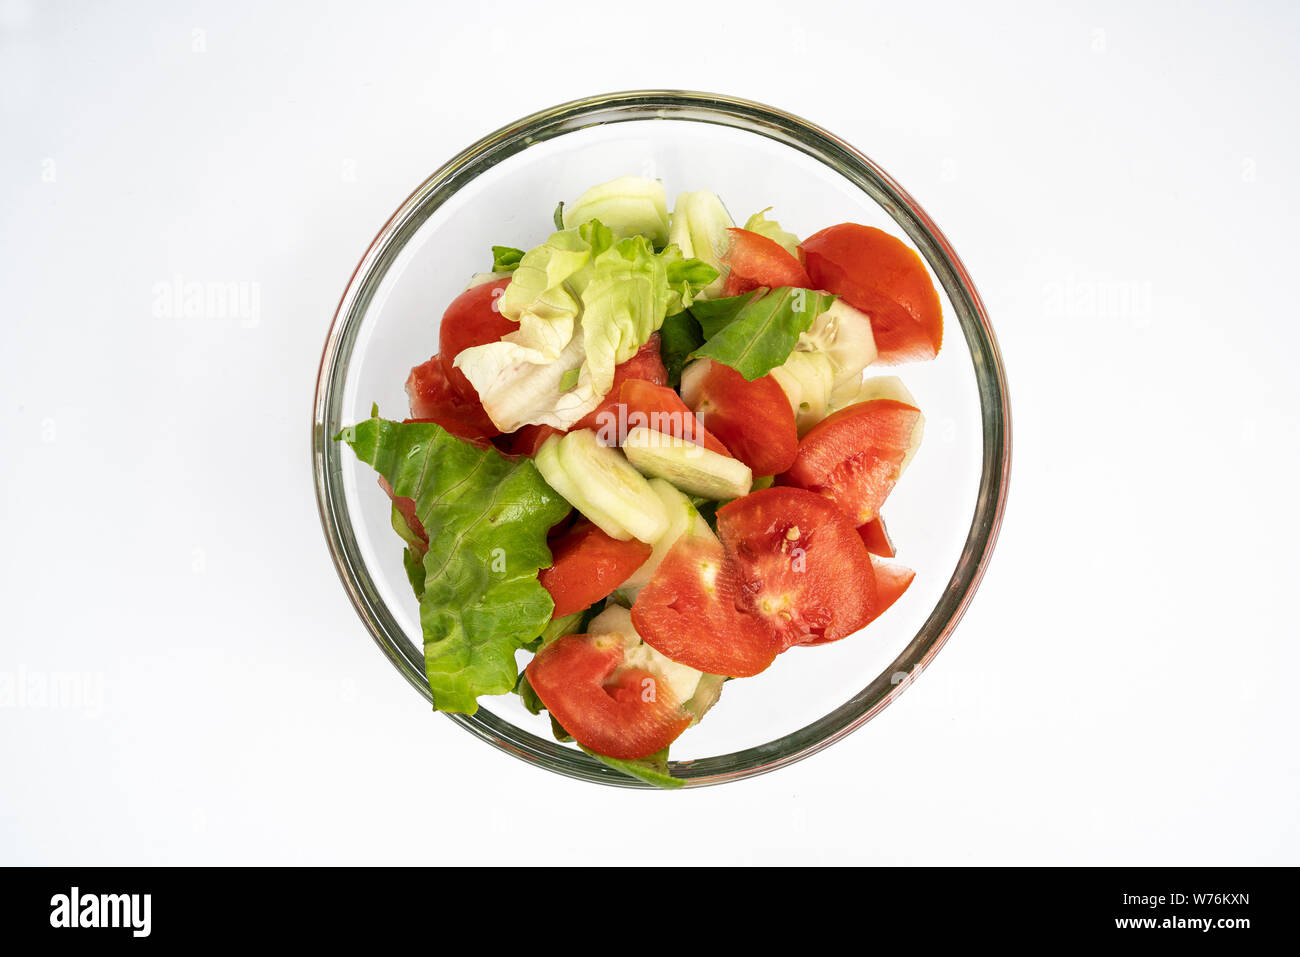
[312,89,1012,789]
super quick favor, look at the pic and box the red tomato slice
[438,278,516,399]
[801,224,942,364]
[569,334,668,433]
[405,356,499,443]
[857,515,895,558]
[539,520,653,618]
[869,557,914,619]
[507,423,564,457]
[591,379,732,456]
[526,632,693,760]
[782,399,922,525]
[721,228,812,297]
[800,557,913,646]
[632,536,782,677]
[685,361,797,476]
[717,487,877,649]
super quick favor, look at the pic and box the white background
[2,0,1297,865]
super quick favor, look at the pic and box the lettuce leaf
[563,175,670,245]
[338,415,570,714]
[691,286,838,380]
[490,245,525,272]
[581,745,683,789]
[688,291,754,338]
[658,311,704,389]
[455,219,716,432]
[743,208,802,259]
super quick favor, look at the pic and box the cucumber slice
[616,478,718,602]
[771,349,835,436]
[534,434,630,539]
[668,191,733,299]
[623,427,753,501]
[799,299,878,391]
[556,429,669,543]
[563,176,669,245]
[587,604,705,707]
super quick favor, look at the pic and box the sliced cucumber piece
[556,429,669,543]
[799,299,878,392]
[463,270,512,290]
[563,175,669,245]
[616,478,718,602]
[771,349,835,436]
[678,357,712,409]
[683,673,727,724]
[668,191,733,298]
[534,433,631,537]
[828,372,918,412]
[623,427,753,501]
[588,604,703,706]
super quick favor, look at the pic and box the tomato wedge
[437,278,516,399]
[721,228,812,297]
[682,360,797,476]
[857,515,895,558]
[801,224,942,364]
[539,520,653,618]
[507,423,564,457]
[593,379,732,455]
[782,399,922,525]
[569,333,668,433]
[869,557,914,620]
[799,557,913,646]
[405,356,499,443]
[717,487,877,649]
[525,631,692,760]
[632,536,782,677]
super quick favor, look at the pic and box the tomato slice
[782,399,922,525]
[632,536,781,677]
[525,631,693,760]
[801,224,942,364]
[569,333,669,433]
[721,228,812,297]
[438,278,517,399]
[405,356,499,443]
[539,520,653,618]
[869,557,914,619]
[684,360,797,476]
[799,557,913,646]
[716,487,877,648]
[590,379,732,456]
[507,423,564,457]
[857,515,895,558]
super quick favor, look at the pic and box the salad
[338,176,941,787]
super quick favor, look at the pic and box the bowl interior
[317,95,1006,787]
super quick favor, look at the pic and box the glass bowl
[313,90,1011,788]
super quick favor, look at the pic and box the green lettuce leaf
[688,291,754,338]
[743,208,802,259]
[490,245,525,272]
[455,218,715,432]
[581,746,683,790]
[691,286,838,380]
[338,416,570,714]
[658,311,704,389]
[562,175,670,245]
